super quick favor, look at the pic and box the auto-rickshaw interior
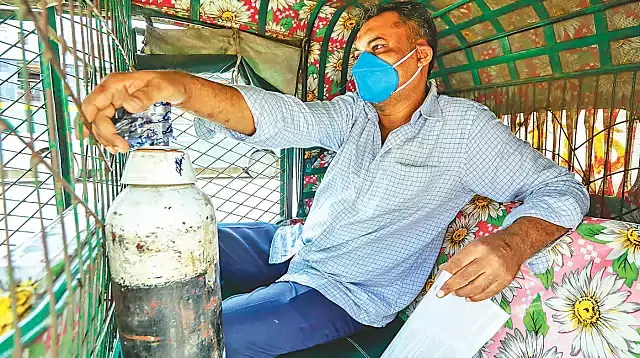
[0,0,638,356]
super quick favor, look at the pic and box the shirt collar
[412,79,442,125]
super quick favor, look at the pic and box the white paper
[381,271,510,358]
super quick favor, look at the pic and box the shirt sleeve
[463,105,590,230]
[194,85,360,151]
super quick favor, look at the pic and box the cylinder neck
[121,148,197,185]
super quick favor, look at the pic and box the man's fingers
[122,87,155,114]
[93,116,129,152]
[441,243,479,275]
[453,272,494,299]
[123,77,182,114]
[468,282,503,302]
[438,259,483,298]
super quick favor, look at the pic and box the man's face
[354,11,432,100]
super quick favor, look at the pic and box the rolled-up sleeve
[463,106,590,230]
[194,85,360,151]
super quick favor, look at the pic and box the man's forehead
[355,12,409,48]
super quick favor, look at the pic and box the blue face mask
[351,48,424,103]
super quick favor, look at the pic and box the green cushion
[281,318,404,358]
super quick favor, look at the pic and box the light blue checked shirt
[194,81,589,327]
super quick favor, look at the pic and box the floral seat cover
[399,196,640,358]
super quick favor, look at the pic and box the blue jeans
[219,222,367,357]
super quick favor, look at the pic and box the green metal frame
[0,0,134,355]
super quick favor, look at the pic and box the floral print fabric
[402,196,640,358]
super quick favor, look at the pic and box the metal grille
[168,71,286,224]
[455,71,640,222]
[0,0,133,355]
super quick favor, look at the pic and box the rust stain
[148,300,161,315]
[196,324,213,339]
[111,232,117,243]
[180,302,195,332]
[135,242,145,252]
[204,296,218,310]
[121,333,160,342]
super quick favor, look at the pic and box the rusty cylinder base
[112,265,224,358]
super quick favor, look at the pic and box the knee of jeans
[222,309,268,358]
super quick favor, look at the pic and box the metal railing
[0,0,133,355]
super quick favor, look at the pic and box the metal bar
[602,74,617,201]
[531,2,562,74]
[38,7,71,212]
[339,19,359,94]
[440,63,640,94]
[318,4,351,100]
[591,0,613,69]
[256,0,270,35]
[621,72,638,217]
[433,26,640,78]
[474,0,519,80]
[431,8,480,86]
[190,0,200,21]
[436,0,638,57]
[438,0,532,38]
[431,0,473,18]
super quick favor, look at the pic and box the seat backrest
[297,148,335,218]
[400,196,640,358]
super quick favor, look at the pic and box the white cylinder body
[106,148,224,358]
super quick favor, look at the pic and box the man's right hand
[77,70,192,153]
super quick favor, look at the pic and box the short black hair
[362,1,438,74]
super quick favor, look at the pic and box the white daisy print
[269,0,295,11]
[461,195,503,221]
[306,73,318,102]
[473,339,494,358]
[297,1,332,22]
[331,11,359,41]
[595,221,640,266]
[496,329,562,358]
[326,50,345,83]
[544,262,640,358]
[403,292,424,318]
[266,22,288,39]
[202,0,250,27]
[308,41,321,65]
[546,235,574,267]
[443,215,479,256]
[175,0,190,13]
[492,271,523,305]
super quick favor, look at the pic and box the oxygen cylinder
[106,148,224,357]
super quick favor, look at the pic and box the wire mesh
[455,71,640,222]
[169,71,285,224]
[0,0,133,355]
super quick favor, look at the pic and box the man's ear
[416,41,433,68]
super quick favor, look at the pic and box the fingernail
[106,147,115,154]
[436,290,444,298]
[116,147,126,154]
[465,298,471,302]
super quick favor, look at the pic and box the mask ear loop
[392,48,418,69]
[396,65,424,92]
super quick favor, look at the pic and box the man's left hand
[437,232,525,302]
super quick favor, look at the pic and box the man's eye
[372,44,384,52]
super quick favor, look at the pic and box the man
[79,2,589,356]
